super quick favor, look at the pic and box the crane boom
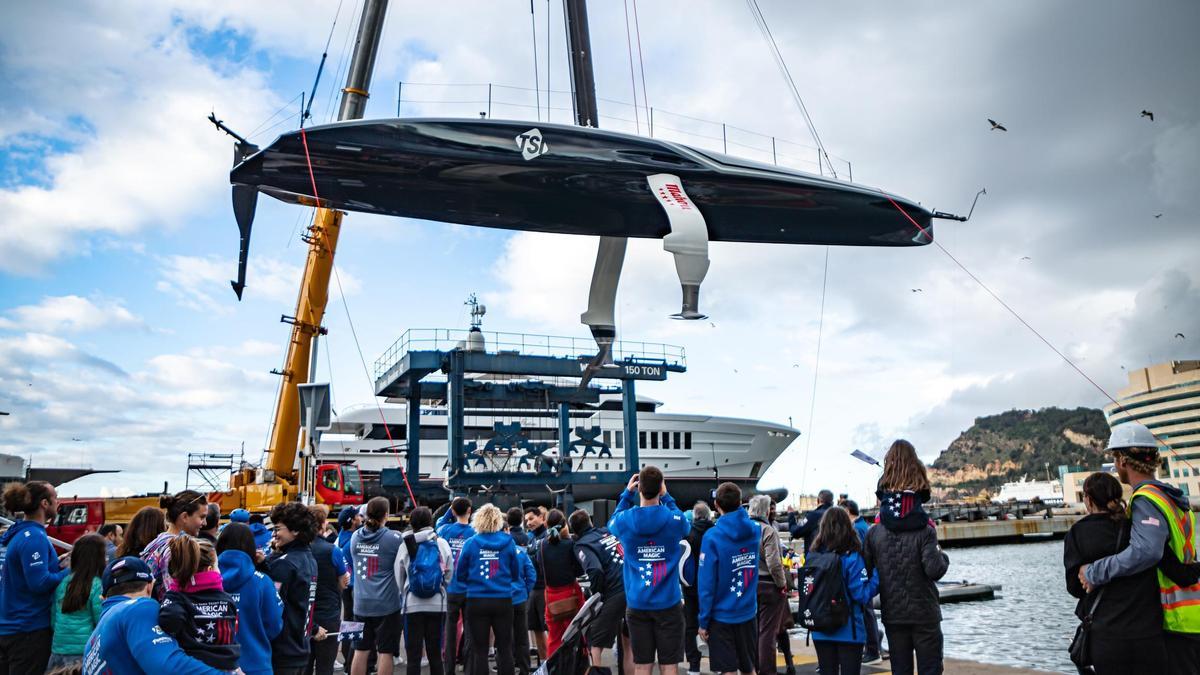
[264,0,389,479]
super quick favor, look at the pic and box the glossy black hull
[231,118,934,246]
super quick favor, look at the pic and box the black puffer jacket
[863,521,948,625]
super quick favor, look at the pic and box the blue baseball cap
[229,508,251,523]
[102,556,153,594]
[338,505,358,529]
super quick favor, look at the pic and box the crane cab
[314,462,364,506]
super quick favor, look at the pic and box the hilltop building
[1105,360,1200,496]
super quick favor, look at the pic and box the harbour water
[938,540,1077,673]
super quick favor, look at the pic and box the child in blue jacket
[510,543,537,675]
[697,483,760,675]
[607,468,690,668]
[218,523,285,675]
[808,506,879,675]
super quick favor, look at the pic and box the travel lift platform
[372,328,686,513]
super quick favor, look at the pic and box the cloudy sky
[1,0,1196,503]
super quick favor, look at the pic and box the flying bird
[792,364,800,368]
[1177,333,1187,339]
[1141,110,1154,121]
[1020,256,1032,261]
[709,322,717,328]
[911,288,923,293]
[1155,213,1163,219]
[988,119,1007,132]
[71,437,82,442]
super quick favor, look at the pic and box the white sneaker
[688,671,701,675]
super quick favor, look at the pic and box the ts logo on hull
[515,128,549,160]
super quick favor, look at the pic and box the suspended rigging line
[303,0,347,126]
[297,125,419,505]
[247,92,305,140]
[745,0,838,178]
[799,247,831,495]
[884,197,1195,471]
[547,0,552,121]
[622,0,641,133]
[322,0,362,123]
[530,0,541,121]
[631,0,650,126]
[332,263,420,504]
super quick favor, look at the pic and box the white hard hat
[1106,422,1159,451]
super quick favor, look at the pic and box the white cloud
[0,4,280,274]
[155,253,363,313]
[0,295,142,333]
[0,331,277,485]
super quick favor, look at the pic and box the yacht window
[615,431,623,449]
[673,432,681,450]
[695,461,700,466]
[650,433,658,450]
[640,431,647,449]
[750,461,763,479]
[684,432,692,450]
[662,432,671,450]
[605,463,610,470]
[603,430,611,448]
[664,463,669,469]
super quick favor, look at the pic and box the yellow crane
[220,0,389,512]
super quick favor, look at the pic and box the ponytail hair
[2,481,54,516]
[168,535,216,587]
[546,509,565,542]
[365,496,390,530]
[159,490,206,524]
[1083,472,1126,522]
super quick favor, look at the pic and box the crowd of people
[0,441,945,675]
[1,428,1194,675]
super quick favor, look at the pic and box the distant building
[1060,464,1129,506]
[1105,360,1200,496]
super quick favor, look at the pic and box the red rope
[299,128,322,205]
[886,197,1190,469]
[297,127,420,506]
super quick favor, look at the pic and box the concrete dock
[937,514,1081,546]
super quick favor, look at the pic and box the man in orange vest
[1080,422,1200,675]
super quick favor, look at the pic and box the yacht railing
[374,328,686,379]
[385,82,854,180]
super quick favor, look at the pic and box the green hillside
[929,407,1110,498]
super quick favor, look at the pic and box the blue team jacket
[511,544,537,605]
[608,490,690,610]
[810,551,878,645]
[437,510,477,595]
[455,531,519,599]
[83,596,229,674]
[219,549,284,675]
[0,519,69,634]
[697,508,760,628]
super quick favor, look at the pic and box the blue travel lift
[374,331,686,514]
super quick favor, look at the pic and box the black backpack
[795,550,850,633]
